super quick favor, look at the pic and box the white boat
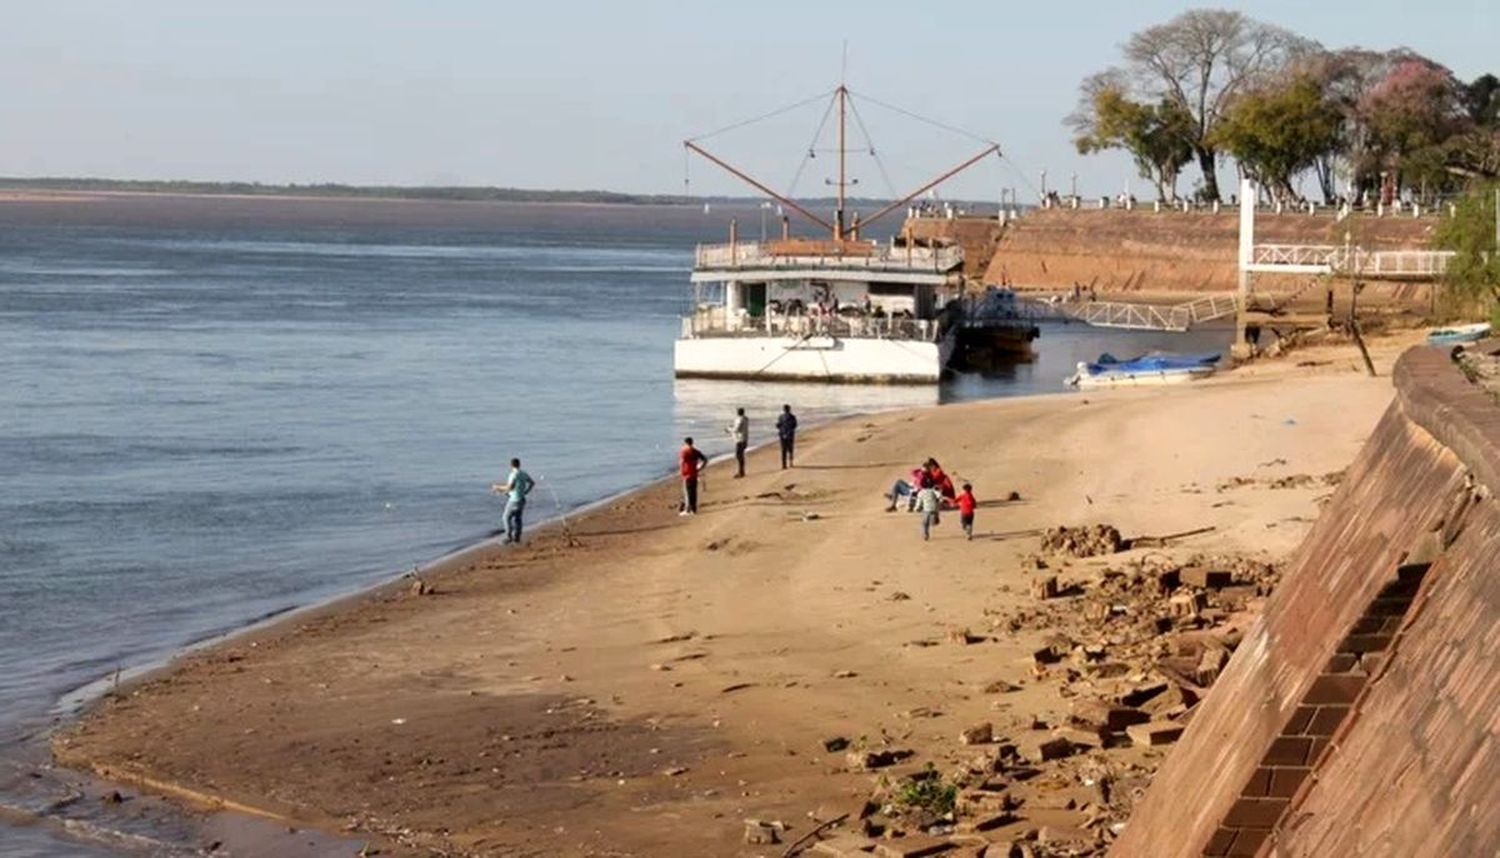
[1426,322,1491,346]
[675,82,1000,385]
[1066,352,1221,388]
[675,238,964,383]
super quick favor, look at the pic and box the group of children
[884,458,977,542]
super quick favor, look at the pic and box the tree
[1294,47,1411,202]
[1114,9,1316,201]
[1434,183,1500,321]
[1463,73,1500,127]
[1069,73,1195,201]
[1212,75,1341,204]
[1357,58,1470,199]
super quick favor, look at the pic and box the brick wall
[982,209,1439,296]
[1111,345,1500,856]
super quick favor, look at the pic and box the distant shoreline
[0,178,964,208]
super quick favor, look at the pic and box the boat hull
[1071,367,1216,388]
[1426,323,1491,345]
[674,334,952,384]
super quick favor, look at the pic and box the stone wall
[980,209,1440,298]
[902,216,1004,281]
[1112,343,1500,856]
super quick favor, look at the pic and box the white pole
[1237,177,1255,353]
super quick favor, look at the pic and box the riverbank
[51,334,1421,857]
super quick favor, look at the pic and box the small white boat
[1426,322,1491,346]
[1067,352,1220,388]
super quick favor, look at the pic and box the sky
[1,1,1494,200]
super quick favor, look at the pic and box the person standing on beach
[776,404,798,469]
[915,482,941,541]
[727,407,749,478]
[678,437,709,516]
[491,458,534,545]
[956,482,977,540]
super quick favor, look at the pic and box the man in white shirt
[727,407,749,478]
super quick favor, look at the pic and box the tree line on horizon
[1068,8,1499,207]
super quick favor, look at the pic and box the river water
[0,195,1230,854]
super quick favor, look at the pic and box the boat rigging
[683,84,1001,241]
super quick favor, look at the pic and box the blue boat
[1068,351,1221,388]
[1426,322,1491,346]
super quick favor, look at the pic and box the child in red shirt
[956,483,977,540]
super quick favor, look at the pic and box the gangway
[1246,244,1454,279]
[1007,292,1238,332]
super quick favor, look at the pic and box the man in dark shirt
[775,404,798,469]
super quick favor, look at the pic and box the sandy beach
[52,334,1420,857]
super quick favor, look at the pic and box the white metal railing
[1249,244,1455,278]
[1009,292,1239,332]
[694,241,963,273]
[683,306,941,342]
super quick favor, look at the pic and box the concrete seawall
[1112,343,1500,856]
[972,209,1438,298]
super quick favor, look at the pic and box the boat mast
[836,84,847,241]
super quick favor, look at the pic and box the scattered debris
[959,722,994,745]
[1040,524,1123,557]
[744,819,783,845]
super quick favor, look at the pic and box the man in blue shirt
[491,458,534,545]
[775,404,798,469]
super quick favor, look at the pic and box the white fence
[1009,293,1239,332]
[694,241,963,273]
[1248,244,1455,279]
[683,307,941,342]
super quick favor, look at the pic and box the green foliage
[1072,79,1194,200]
[891,765,958,817]
[1435,184,1500,317]
[1071,9,1500,202]
[1213,76,1341,201]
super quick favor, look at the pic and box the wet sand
[52,335,1419,857]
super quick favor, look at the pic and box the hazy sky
[3,1,1493,199]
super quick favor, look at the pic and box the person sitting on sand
[678,437,709,516]
[925,459,957,502]
[956,482,977,540]
[885,465,928,512]
[915,482,942,541]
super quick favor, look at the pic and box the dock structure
[1235,178,1456,349]
[1002,292,1239,332]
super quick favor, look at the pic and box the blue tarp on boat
[1085,351,1221,375]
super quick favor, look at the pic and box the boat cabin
[684,237,964,342]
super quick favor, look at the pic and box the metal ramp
[1246,244,1454,279]
[1012,292,1238,332]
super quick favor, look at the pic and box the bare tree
[1119,9,1315,201]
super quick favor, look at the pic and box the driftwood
[781,813,850,857]
[1124,525,1217,550]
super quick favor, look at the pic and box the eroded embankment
[1113,341,1500,857]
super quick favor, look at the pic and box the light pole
[760,201,772,241]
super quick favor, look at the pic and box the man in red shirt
[679,437,709,516]
[956,482,977,540]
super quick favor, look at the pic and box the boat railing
[683,307,941,342]
[694,241,963,273]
